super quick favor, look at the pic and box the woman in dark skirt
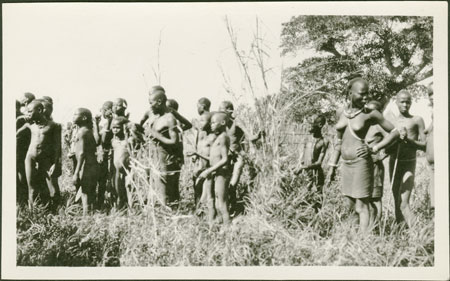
[328,78,398,232]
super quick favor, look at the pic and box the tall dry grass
[16,92,434,266]
[16,17,434,267]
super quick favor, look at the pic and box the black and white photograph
[2,1,448,279]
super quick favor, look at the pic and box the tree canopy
[280,16,433,122]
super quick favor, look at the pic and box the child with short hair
[111,117,131,209]
[295,115,329,195]
[187,112,216,212]
[17,100,61,209]
[72,108,99,215]
[198,111,231,224]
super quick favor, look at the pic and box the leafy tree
[280,16,433,122]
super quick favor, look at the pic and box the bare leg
[373,198,382,223]
[230,156,244,187]
[399,169,415,227]
[115,169,127,209]
[168,168,180,204]
[194,175,204,207]
[204,178,215,224]
[214,174,230,224]
[355,198,370,232]
[155,172,168,206]
[96,160,108,209]
[229,156,244,213]
[390,161,403,224]
[25,154,38,209]
[17,160,28,204]
[45,175,60,212]
[81,192,88,216]
[344,196,358,225]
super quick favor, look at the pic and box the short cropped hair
[347,77,368,92]
[42,96,53,105]
[166,99,179,111]
[198,97,211,109]
[150,85,165,95]
[220,101,234,112]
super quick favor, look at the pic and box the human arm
[139,110,150,127]
[100,118,113,146]
[50,124,62,176]
[199,135,229,179]
[403,117,426,151]
[325,131,342,183]
[149,116,179,145]
[92,117,101,145]
[72,130,87,186]
[249,130,265,144]
[16,122,30,137]
[303,139,329,170]
[186,151,209,161]
[169,108,192,131]
[371,129,400,154]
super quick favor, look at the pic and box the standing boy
[295,115,329,194]
[187,112,216,209]
[198,112,231,224]
[39,98,62,209]
[17,101,60,208]
[385,90,426,227]
[95,101,114,209]
[218,101,245,215]
[72,108,99,215]
[111,117,131,209]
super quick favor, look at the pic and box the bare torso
[209,132,229,170]
[27,121,58,161]
[150,112,178,164]
[366,125,384,147]
[197,132,216,169]
[390,115,423,160]
[74,127,98,165]
[112,138,130,169]
[336,111,374,160]
[302,137,328,166]
[227,123,245,153]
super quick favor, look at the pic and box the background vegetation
[17,15,434,267]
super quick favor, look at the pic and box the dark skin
[384,91,426,227]
[40,100,62,208]
[111,119,130,209]
[327,80,397,232]
[17,101,60,208]
[389,92,426,156]
[187,112,215,207]
[94,102,114,209]
[295,118,328,173]
[198,112,231,224]
[72,109,98,216]
[16,103,30,204]
[167,107,193,131]
[140,109,151,127]
[148,91,180,206]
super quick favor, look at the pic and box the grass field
[16,104,434,267]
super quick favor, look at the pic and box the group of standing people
[16,86,259,224]
[326,78,434,232]
[15,78,434,230]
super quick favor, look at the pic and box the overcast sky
[4,3,302,124]
[4,3,432,126]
